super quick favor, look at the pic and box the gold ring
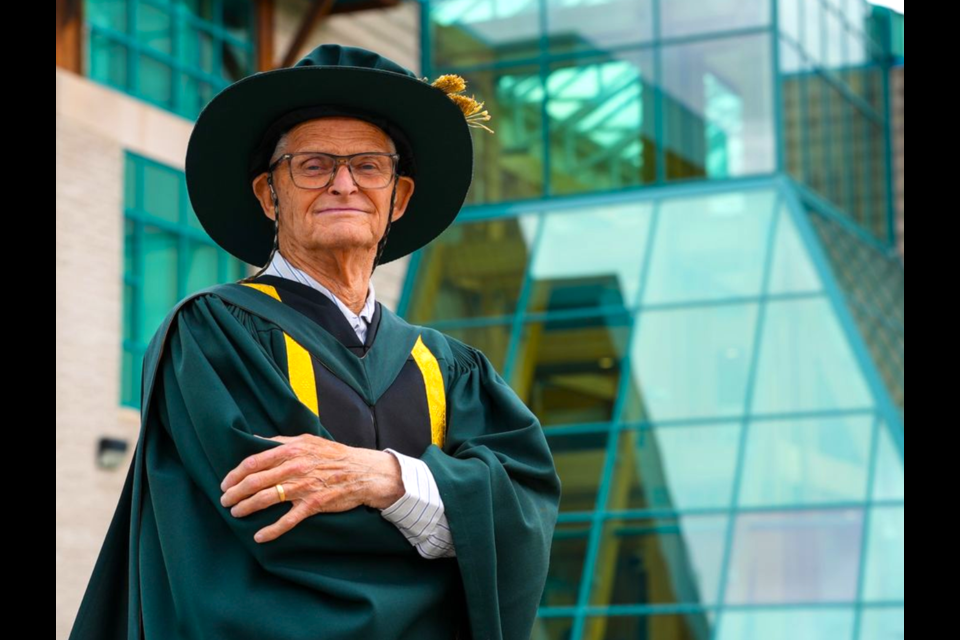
[275,484,286,503]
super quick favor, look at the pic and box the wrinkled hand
[219,434,403,543]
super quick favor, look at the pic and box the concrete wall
[56,2,420,637]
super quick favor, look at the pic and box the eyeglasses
[268,151,400,190]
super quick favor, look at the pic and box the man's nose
[328,164,359,194]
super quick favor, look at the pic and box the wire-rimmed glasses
[268,151,400,189]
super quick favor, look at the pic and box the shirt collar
[266,250,376,323]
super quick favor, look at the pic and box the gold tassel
[421,74,495,134]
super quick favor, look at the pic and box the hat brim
[185,66,474,268]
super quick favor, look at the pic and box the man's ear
[251,173,277,222]
[391,176,415,222]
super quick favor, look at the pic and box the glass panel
[405,215,538,325]
[803,72,829,199]
[143,225,179,339]
[867,121,889,243]
[780,39,809,185]
[824,82,845,207]
[608,425,741,511]
[531,617,575,640]
[87,0,128,32]
[751,297,874,415]
[429,0,540,68]
[738,415,873,508]
[436,324,512,374]
[767,204,823,294]
[546,52,657,195]
[545,0,654,55]
[121,348,136,407]
[838,98,855,219]
[548,430,609,513]
[142,162,181,223]
[528,203,654,314]
[864,42,885,116]
[843,100,868,234]
[136,2,173,55]
[223,0,252,33]
[91,0,253,118]
[89,32,128,89]
[543,520,590,607]
[183,172,205,231]
[803,0,823,65]
[662,33,776,181]
[222,39,251,82]
[849,0,873,36]
[660,0,770,39]
[862,506,904,601]
[186,241,219,292]
[458,66,545,204]
[628,303,759,421]
[725,509,863,604]
[858,606,904,640]
[643,189,778,304]
[124,219,137,277]
[589,515,728,606]
[179,76,216,123]
[229,257,250,282]
[123,281,136,342]
[138,54,175,109]
[181,24,216,74]
[124,154,139,209]
[717,608,855,640]
[515,315,632,427]
[808,213,903,411]
[871,421,904,501]
[584,612,716,639]
[824,6,844,77]
[839,10,860,90]
[135,347,144,406]
[849,105,871,229]
[779,0,802,45]
[181,0,216,21]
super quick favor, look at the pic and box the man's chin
[303,233,378,252]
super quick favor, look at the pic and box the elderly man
[69,44,560,640]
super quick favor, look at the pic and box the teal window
[425,0,897,247]
[122,151,249,409]
[427,0,778,204]
[86,0,256,120]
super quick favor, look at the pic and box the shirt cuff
[379,448,456,559]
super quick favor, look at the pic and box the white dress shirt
[261,250,456,559]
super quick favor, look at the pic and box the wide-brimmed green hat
[184,43,493,270]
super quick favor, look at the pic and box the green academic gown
[67,276,562,640]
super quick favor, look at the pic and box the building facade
[400,1,904,639]
[57,1,904,639]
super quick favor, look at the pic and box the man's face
[251,117,415,262]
